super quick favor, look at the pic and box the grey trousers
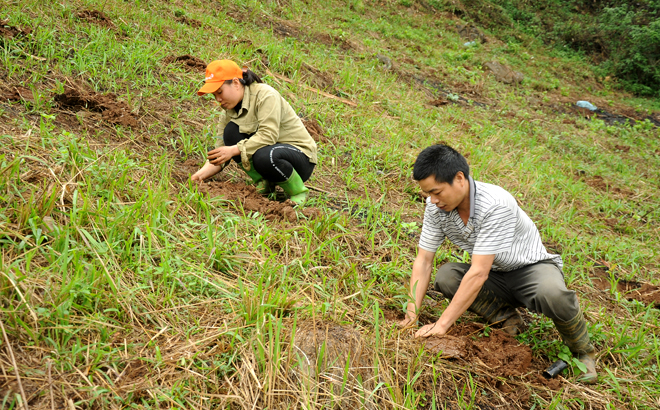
[434,261,580,322]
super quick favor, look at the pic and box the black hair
[412,144,470,184]
[224,69,263,86]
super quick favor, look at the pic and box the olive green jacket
[216,83,318,170]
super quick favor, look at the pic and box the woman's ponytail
[241,69,263,85]
[224,68,263,86]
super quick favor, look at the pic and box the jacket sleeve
[235,89,282,166]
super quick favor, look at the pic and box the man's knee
[531,278,580,321]
[434,263,468,298]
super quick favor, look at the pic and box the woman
[191,60,317,205]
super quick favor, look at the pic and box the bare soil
[176,16,203,28]
[591,268,660,308]
[2,85,34,103]
[163,54,207,72]
[174,159,321,222]
[75,10,115,28]
[54,87,138,127]
[302,117,329,143]
[0,20,31,38]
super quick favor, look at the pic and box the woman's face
[212,78,244,110]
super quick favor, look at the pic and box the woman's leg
[251,144,315,182]
[223,122,251,164]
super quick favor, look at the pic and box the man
[399,144,597,384]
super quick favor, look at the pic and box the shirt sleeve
[214,112,231,149]
[473,204,516,255]
[236,89,281,163]
[418,200,446,253]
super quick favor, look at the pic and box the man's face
[418,173,468,212]
[211,79,244,110]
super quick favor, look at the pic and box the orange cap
[197,60,244,96]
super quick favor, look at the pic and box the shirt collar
[468,175,476,219]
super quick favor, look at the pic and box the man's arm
[399,248,436,328]
[414,253,495,338]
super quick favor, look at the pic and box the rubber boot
[468,287,523,336]
[239,161,274,195]
[553,309,598,384]
[277,169,309,206]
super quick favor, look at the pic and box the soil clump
[176,16,203,28]
[302,117,328,143]
[163,54,207,72]
[574,172,634,197]
[425,323,532,377]
[591,268,660,308]
[0,20,31,38]
[2,85,34,103]
[54,88,138,127]
[484,61,524,84]
[175,159,320,222]
[75,10,115,28]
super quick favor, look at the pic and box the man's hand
[208,146,240,165]
[415,320,448,338]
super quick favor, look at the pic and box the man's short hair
[413,144,470,184]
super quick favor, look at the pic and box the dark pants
[434,261,580,322]
[223,122,315,183]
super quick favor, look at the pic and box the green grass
[0,0,659,408]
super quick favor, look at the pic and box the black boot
[553,309,597,384]
[469,287,523,336]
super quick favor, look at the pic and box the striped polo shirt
[419,177,563,272]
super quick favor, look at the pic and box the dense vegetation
[440,0,660,96]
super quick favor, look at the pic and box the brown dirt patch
[75,10,115,28]
[426,323,533,377]
[0,20,31,38]
[2,85,34,103]
[427,97,449,107]
[176,16,203,28]
[163,54,206,72]
[302,118,328,143]
[574,172,634,197]
[590,268,660,308]
[54,87,137,128]
[300,62,334,90]
[174,159,320,222]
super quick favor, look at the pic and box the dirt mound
[2,85,33,102]
[457,23,486,42]
[0,20,31,38]
[575,172,634,197]
[176,15,202,28]
[54,88,137,127]
[293,320,374,409]
[484,61,524,84]
[174,160,320,222]
[591,268,660,308]
[163,54,206,72]
[302,118,328,143]
[75,10,115,28]
[425,323,532,377]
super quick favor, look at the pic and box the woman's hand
[191,161,223,182]
[208,146,240,166]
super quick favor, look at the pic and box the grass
[0,0,659,408]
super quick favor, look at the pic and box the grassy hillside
[1,0,659,408]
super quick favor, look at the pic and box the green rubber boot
[553,309,598,384]
[468,287,524,336]
[277,169,309,206]
[239,161,274,195]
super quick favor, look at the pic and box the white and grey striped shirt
[419,177,563,272]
